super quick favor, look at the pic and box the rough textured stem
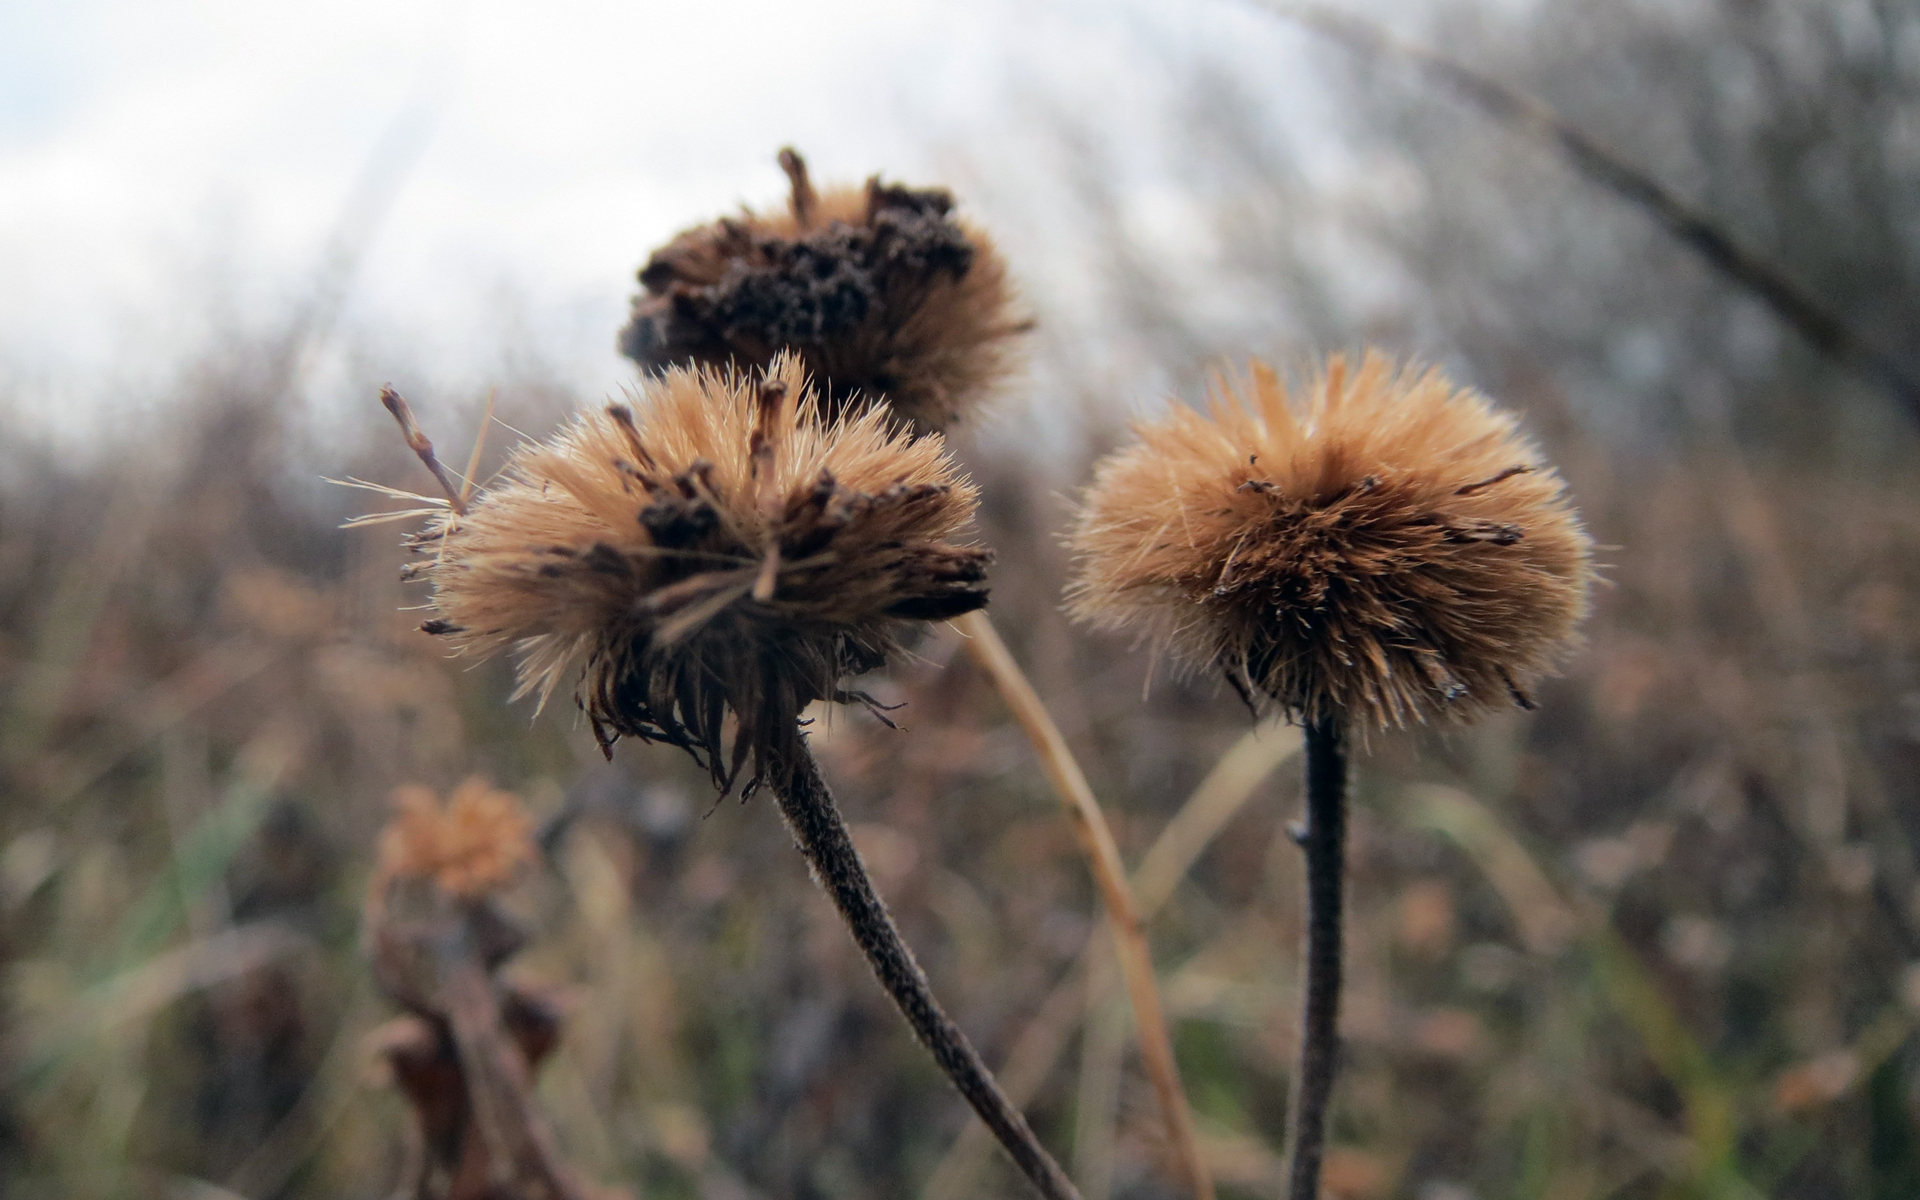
[1287,715,1348,1200]
[956,609,1215,1200]
[766,727,1082,1200]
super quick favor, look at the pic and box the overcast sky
[0,0,1336,440]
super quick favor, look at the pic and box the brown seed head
[618,147,1027,435]
[1065,352,1593,729]
[377,777,535,899]
[410,353,991,792]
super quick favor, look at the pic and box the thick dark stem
[765,729,1082,1200]
[1287,715,1347,1200]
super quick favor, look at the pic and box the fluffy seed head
[409,354,991,792]
[1066,352,1593,729]
[377,777,534,899]
[619,147,1026,435]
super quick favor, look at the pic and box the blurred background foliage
[3,0,1919,1197]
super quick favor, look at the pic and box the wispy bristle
[409,353,991,793]
[1065,352,1594,729]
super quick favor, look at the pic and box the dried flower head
[378,777,535,899]
[619,147,1026,434]
[410,353,991,792]
[1066,352,1593,729]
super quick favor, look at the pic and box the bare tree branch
[1249,0,1920,425]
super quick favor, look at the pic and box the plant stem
[1287,715,1347,1200]
[956,609,1215,1200]
[765,725,1082,1200]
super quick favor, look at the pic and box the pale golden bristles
[1065,351,1594,729]
[377,777,534,900]
[408,353,991,793]
[618,147,1028,435]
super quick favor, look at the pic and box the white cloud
[0,0,1340,439]
[0,0,1029,415]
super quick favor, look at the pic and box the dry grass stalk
[620,147,1028,434]
[957,609,1215,1200]
[1066,352,1592,1200]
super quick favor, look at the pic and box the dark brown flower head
[619,147,1027,435]
[409,354,991,793]
[1065,353,1593,729]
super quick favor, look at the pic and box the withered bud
[619,147,1027,435]
[1066,352,1594,729]
[409,353,992,794]
[377,777,535,900]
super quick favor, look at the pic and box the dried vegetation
[2,1,1918,1198]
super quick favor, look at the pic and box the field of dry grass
[4,2,1919,1197]
[2,317,1916,1199]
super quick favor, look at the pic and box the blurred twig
[1245,0,1920,425]
[0,469,173,763]
[1403,784,1575,957]
[10,921,309,1093]
[1134,725,1302,917]
[41,643,283,812]
[1071,943,1126,1200]
[225,981,385,1199]
[1591,933,1753,1197]
[85,922,307,1039]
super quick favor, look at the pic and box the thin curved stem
[1287,715,1347,1200]
[956,609,1215,1200]
[765,726,1082,1200]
